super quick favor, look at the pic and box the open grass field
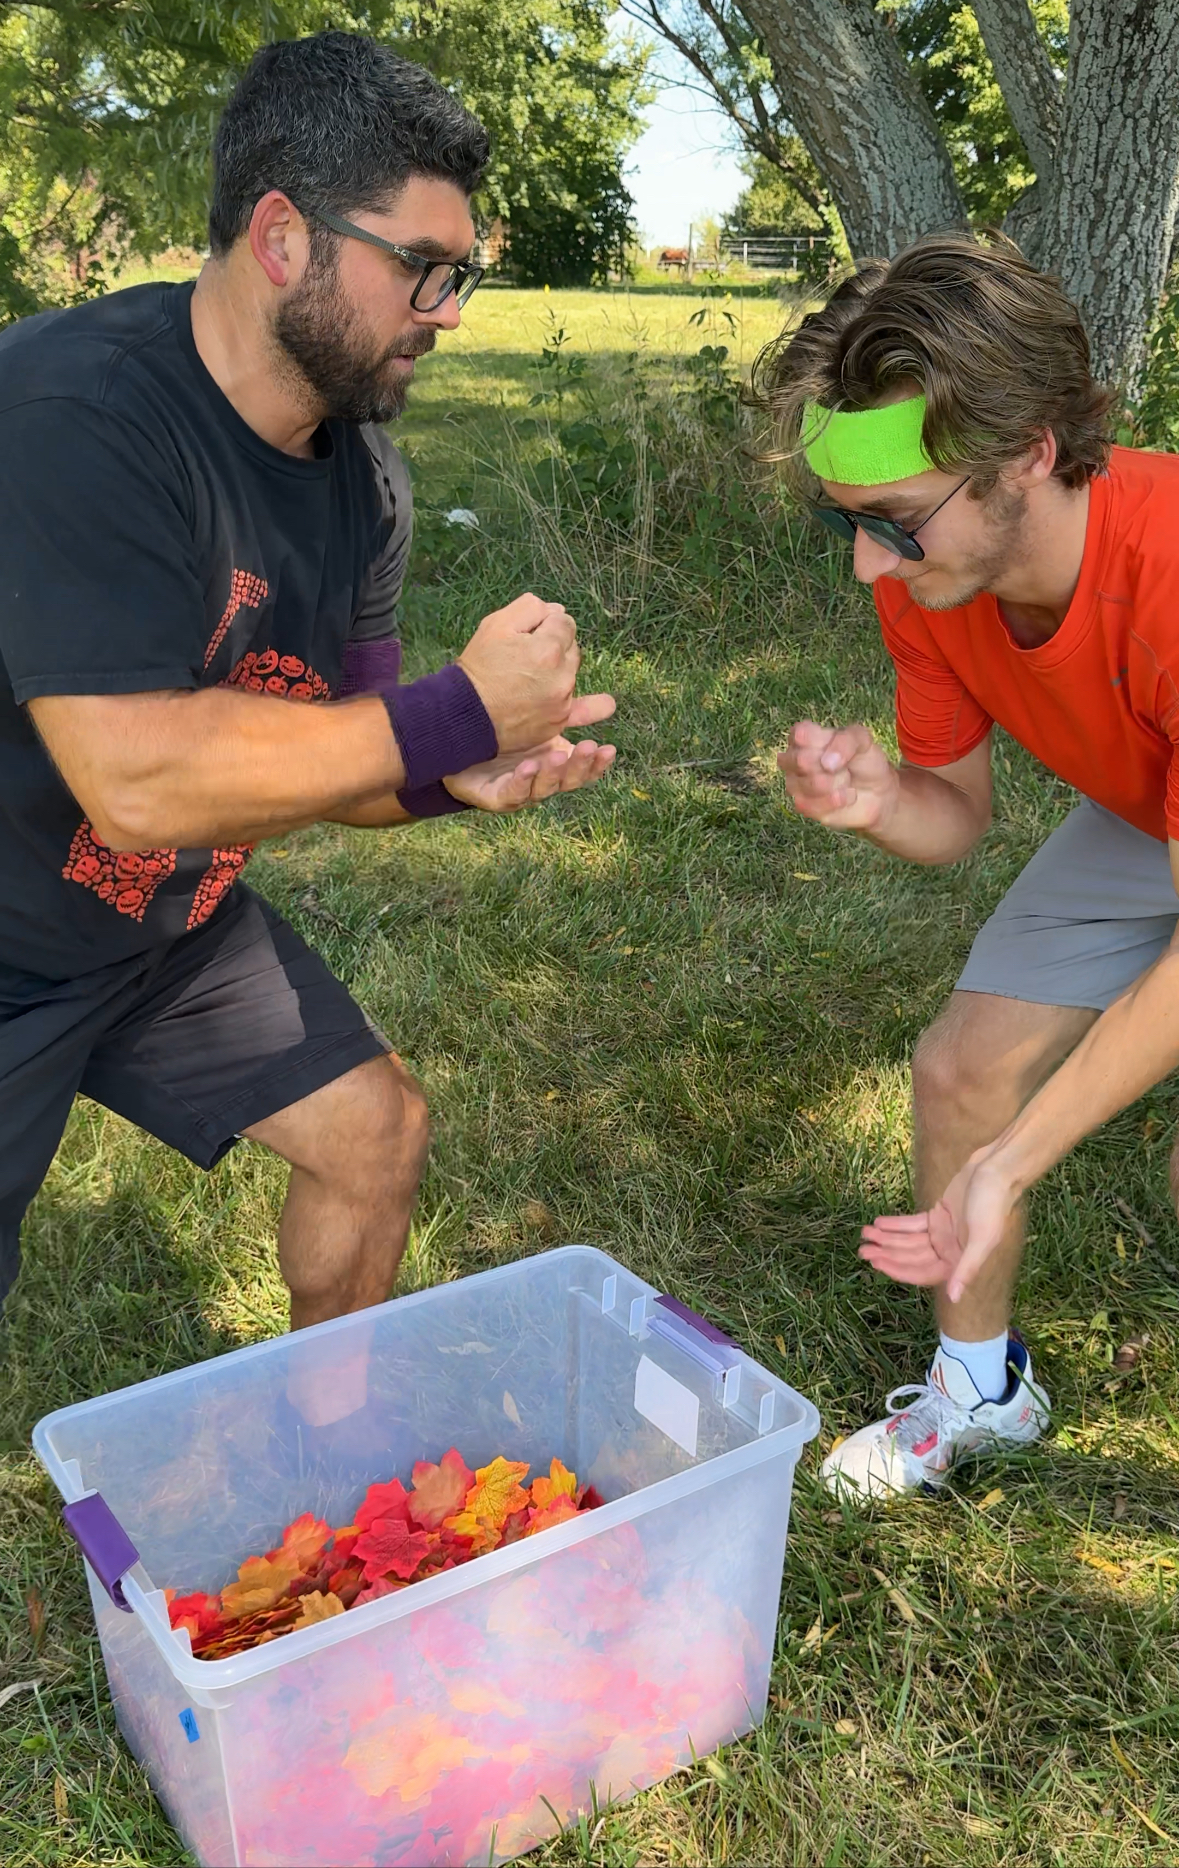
[2,282,1179,1867]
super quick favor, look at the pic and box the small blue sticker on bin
[179,1709,200,1744]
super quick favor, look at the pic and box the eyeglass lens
[813,505,925,562]
[412,263,483,311]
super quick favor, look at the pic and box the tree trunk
[1041,0,1179,390]
[971,0,1061,187]
[738,0,966,258]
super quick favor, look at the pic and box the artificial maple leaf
[354,1574,406,1605]
[168,1591,224,1639]
[276,1512,332,1571]
[500,1507,531,1546]
[444,1456,530,1547]
[220,1549,301,1619]
[526,1496,579,1536]
[354,1477,410,1533]
[354,1513,434,1582]
[530,1457,578,1511]
[408,1448,475,1530]
[576,1484,605,1511]
[293,1590,345,1630]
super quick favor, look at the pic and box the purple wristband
[397,780,473,817]
[388,664,498,788]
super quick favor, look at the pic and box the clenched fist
[778,720,900,834]
[458,592,615,755]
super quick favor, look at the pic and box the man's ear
[1010,429,1058,490]
[248,190,309,289]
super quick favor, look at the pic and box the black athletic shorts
[0,885,389,1307]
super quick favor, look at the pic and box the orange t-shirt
[874,445,1179,842]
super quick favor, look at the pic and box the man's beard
[273,252,436,425]
[912,482,1030,611]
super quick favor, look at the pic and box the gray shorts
[958,800,1178,1011]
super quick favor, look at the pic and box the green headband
[801,394,934,485]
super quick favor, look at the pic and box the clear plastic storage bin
[34,1245,819,1867]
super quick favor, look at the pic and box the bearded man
[0,32,616,1350]
[770,232,1178,1497]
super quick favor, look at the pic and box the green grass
[3,284,1179,1867]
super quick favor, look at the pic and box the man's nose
[852,525,903,584]
[417,290,463,333]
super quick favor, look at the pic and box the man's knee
[258,1052,430,1195]
[912,993,1091,1134]
[346,1054,430,1188]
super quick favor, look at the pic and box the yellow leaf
[792,872,819,882]
[977,1488,1005,1512]
[631,787,651,801]
[801,1617,839,1651]
[221,1549,300,1619]
[1110,1734,1143,1781]
[1123,1796,1178,1846]
[775,1334,787,1357]
[293,1590,345,1630]
[961,1814,1001,1838]
[828,1435,846,1455]
[531,1457,578,1510]
[833,1718,858,1737]
[544,1089,561,1101]
[1077,1549,1125,1580]
[1115,1231,1126,1260]
[887,1587,917,1626]
[53,1775,69,1824]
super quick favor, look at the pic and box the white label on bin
[634,1355,699,1457]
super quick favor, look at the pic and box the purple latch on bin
[648,1294,742,1376]
[62,1492,138,1612]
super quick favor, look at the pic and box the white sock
[938,1331,1010,1403]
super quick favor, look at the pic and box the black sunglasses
[811,476,971,562]
[310,207,485,312]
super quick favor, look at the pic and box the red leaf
[168,1591,224,1638]
[277,1512,332,1571]
[354,1478,411,1532]
[353,1513,434,1582]
[408,1448,475,1530]
[577,1484,605,1511]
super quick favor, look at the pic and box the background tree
[626,0,1179,391]
[0,0,650,317]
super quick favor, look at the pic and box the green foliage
[1126,276,1179,453]
[722,150,826,239]
[893,0,1069,224]
[0,0,651,315]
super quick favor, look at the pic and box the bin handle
[648,1294,742,1375]
[62,1492,138,1613]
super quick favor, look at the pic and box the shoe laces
[882,1378,971,1454]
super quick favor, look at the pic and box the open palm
[444,734,616,813]
[858,1149,1017,1302]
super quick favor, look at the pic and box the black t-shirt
[0,280,412,981]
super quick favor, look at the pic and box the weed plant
[2,287,1178,1867]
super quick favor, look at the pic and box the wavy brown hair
[747,230,1114,495]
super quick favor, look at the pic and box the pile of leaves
[166,1452,603,1662]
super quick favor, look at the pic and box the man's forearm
[862,762,990,864]
[31,688,404,849]
[325,791,415,828]
[985,949,1179,1196]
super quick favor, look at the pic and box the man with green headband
[771,231,1179,1499]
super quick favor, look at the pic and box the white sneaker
[820,1336,1050,1501]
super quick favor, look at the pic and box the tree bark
[738,0,966,257]
[1042,0,1179,389]
[971,0,1061,186]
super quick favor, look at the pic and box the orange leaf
[278,1513,332,1571]
[408,1448,475,1530]
[526,1496,579,1536]
[293,1590,345,1630]
[530,1457,578,1511]
[221,1549,301,1619]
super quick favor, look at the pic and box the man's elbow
[86,784,173,852]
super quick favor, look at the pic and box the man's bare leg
[822,990,1095,1498]
[912,991,1096,1342]
[244,1051,430,1330]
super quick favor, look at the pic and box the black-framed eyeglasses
[310,207,485,311]
[810,476,971,562]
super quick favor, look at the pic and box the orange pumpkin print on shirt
[62,568,332,928]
